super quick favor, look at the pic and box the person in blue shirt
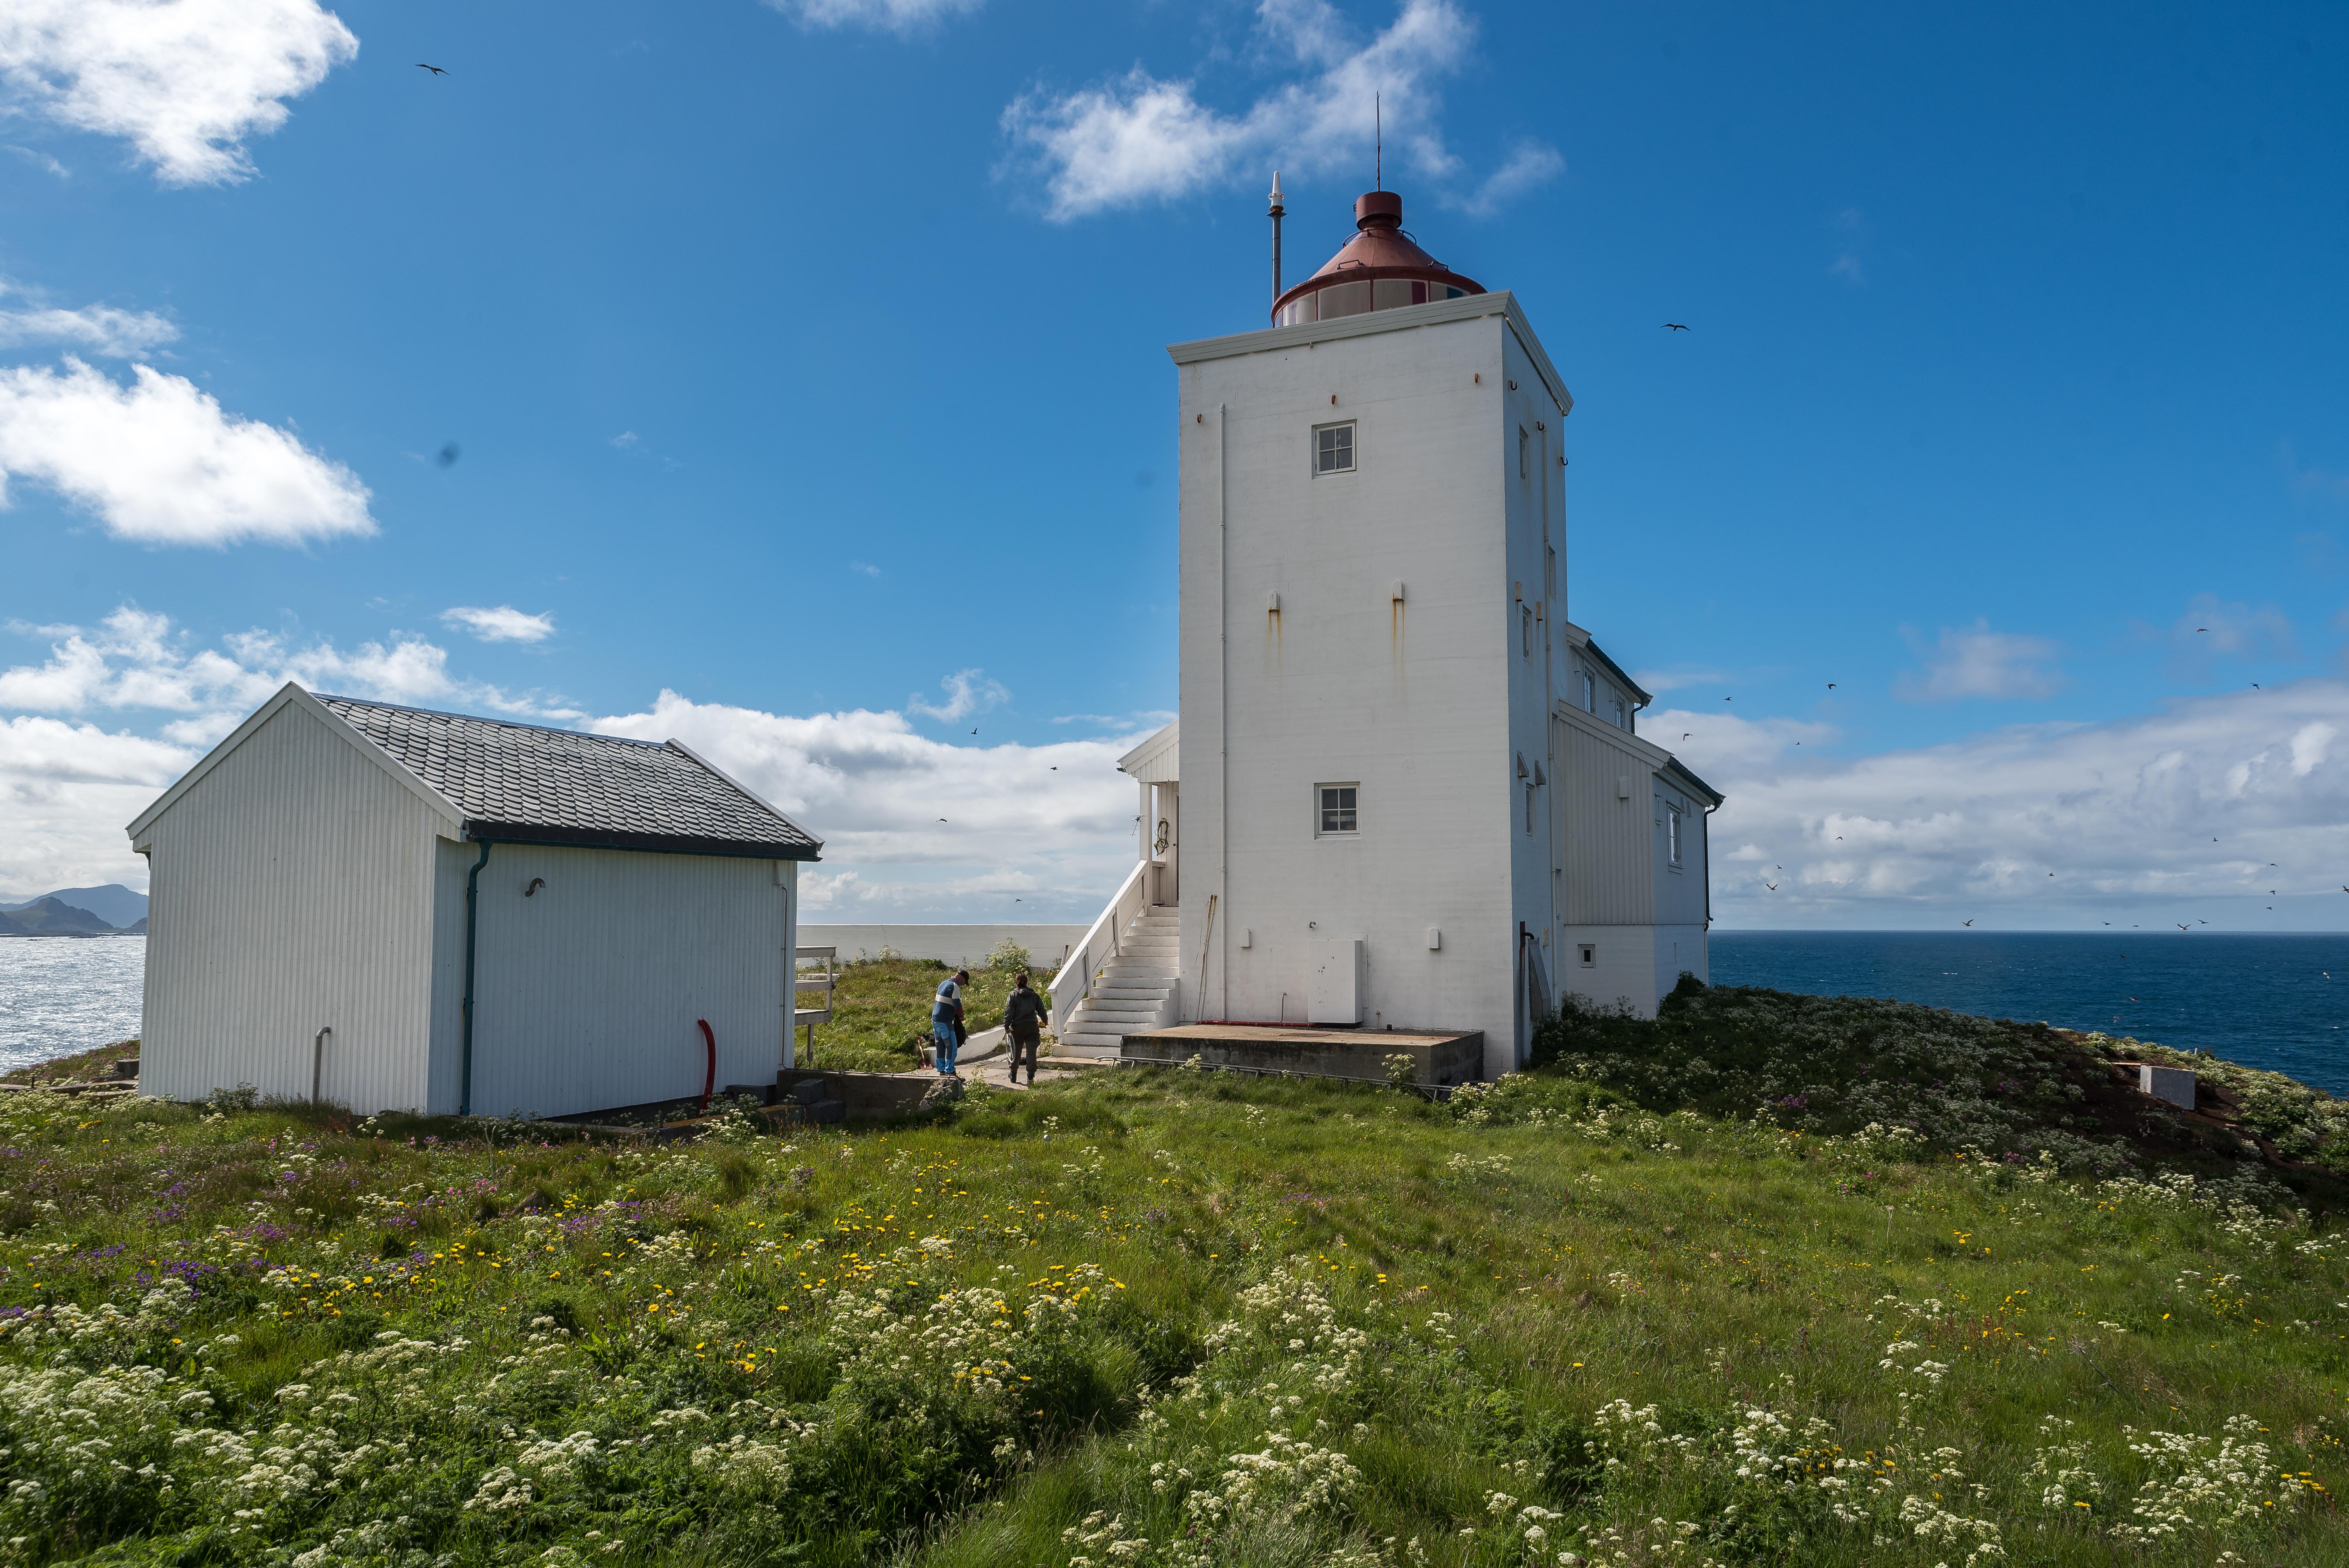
[931,968,969,1075]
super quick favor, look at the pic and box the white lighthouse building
[1051,188,1720,1079]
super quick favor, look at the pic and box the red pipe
[697,1019,716,1114]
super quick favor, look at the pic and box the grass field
[798,955,1052,1074]
[4,984,2347,1565]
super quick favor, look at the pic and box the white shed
[125,683,822,1118]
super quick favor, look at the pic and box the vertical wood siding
[140,703,439,1110]
[448,845,788,1119]
[1554,716,1654,925]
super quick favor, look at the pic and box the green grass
[4,983,2347,1566]
[798,956,1048,1073]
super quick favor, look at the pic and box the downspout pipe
[460,839,492,1116]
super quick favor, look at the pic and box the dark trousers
[1008,1025,1042,1082]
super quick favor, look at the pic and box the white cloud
[1002,0,1557,221]
[0,0,357,185]
[1670,677,2349,926]
[766,0,981,34]
[906,668,1009,723]
[0,283,176,356]
[1895,620,2063,702]
[439,605,556,644]
[0,713,188,897]
[594,690,1147,920]
[0,605,573,721]
[0,358,373,546]
[849,560,880,578]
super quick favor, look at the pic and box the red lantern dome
[1271,189,1485,327]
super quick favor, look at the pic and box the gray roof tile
[316,694,820,860]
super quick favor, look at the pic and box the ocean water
[1712,931,2349,1097]
[0,939,143,1074]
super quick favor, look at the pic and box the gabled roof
[1560,621,1654,708]
[1118,720,1179,784]
[316,694,822,861]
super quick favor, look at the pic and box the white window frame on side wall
[1313,421,1355,476]
[1579,667,1595,713]
[1667,803,1684,868]
[1315,782,1360,837]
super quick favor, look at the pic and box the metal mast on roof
[1375,93,1381,187]
[1268,171,1285,306]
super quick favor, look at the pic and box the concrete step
[1093,986,1173,1002]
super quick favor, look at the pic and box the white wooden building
[1050,188,1721,1073]
[126,683,821,1117]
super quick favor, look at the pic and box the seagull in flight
[1663,323,1690,331]
[1764,881,1778,891]
[2195,626,2209,633]
[2176,923,2189,931]
[416,62,447,74]
[1962,919,1974,927]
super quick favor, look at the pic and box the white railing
[1050,858,1150,1036]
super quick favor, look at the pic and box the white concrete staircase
[1055,905,1180,1057]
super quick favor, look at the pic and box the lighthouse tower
[1056,187,1720,1076]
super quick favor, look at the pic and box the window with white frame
[1316,783,1358,835]
[1314,422,1355,475]
[1668,804,1684,867]
[1579,667,1595,713]
[1611,695,1628,730]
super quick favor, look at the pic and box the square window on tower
[1314,422,1355,475]
[1317,783,1359,835]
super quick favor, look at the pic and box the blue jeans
[932,1019,959,1074]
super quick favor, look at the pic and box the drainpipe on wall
[460,839,492,1116]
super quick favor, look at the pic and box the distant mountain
[0,884,146,929]
[0,897,122,936]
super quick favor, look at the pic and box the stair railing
[1050,858,1150,1037]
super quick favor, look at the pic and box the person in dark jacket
[1003,971,1048,1086]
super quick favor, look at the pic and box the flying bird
[2176,924,2189,931]
[938,817,948,822]
[2195,627,2208,633]
[1663,323,1690,331]
[1963,919,1974,927]
[1682,733,1692,740]
[416,63,447,74]
[1764,882,1778,891]
[971,729,978,735]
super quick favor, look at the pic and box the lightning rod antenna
[1268,171,1286,313]
[1375,94,1381,188]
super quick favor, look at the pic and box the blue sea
[1713,931,2349,1097]
[4,932,2346,1098]
[0,939,144,1075]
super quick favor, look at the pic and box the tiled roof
[316,694,820,860]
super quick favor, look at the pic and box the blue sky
[2,0,2346,930]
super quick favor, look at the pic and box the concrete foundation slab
[1119,1024,1483,1087]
